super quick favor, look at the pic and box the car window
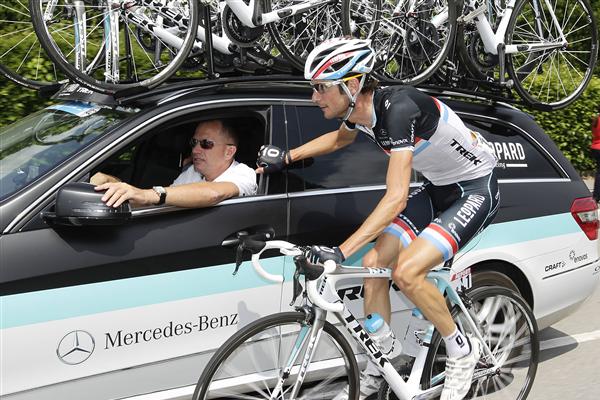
[465,119,562,179]
[289,106,389,190]
[91,111,266,195]
[0,102,128,201]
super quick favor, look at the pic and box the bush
[521,74,600,174]
[0,81,54,128]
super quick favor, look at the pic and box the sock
[443,327,471,359]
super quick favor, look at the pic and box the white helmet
[304,38,375,81]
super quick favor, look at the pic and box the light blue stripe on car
[0,213,582,329]
[1,258,285,329]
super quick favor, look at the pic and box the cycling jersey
[344,86,497,186]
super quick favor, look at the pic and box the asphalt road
[527,178,600,399]
[528,278,600,399]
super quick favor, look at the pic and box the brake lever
[233,243,244,276]
[290,268,304,306]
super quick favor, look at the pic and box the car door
[0,104,289,400]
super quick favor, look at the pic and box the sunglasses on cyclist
[190,138,235,150]
[310,74,364,94]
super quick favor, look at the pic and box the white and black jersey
[344,86,497,186]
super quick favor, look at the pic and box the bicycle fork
[270,308,327,400]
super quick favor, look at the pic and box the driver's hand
[90,172,120,186]
[94,182,154,207]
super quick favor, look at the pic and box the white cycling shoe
[333,370,382,400]
[441,336,481,400]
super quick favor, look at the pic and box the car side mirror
[42,182,131,227]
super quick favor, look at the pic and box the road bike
[193,232,539,400]
[344,0,459,86]
[28,0,343,94]
[0,0,66,90]
[454,0,597,109]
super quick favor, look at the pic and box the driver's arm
[338,150,413,258]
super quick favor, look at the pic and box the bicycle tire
[29,0,199,95]
[193,311,360,400]
[267,0,345,72]
[506,0,598,110]
[0,1,65,90]
[421,286,539,400]
[366,0,459,85]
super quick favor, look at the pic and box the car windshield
[0,102,129,201]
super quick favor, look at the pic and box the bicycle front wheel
[506,0,598,110]
[0,1,65,89]
[268,0,345,72]
[193,311,359,400]
[368,0,458,85]
[422,287,539,400]
[30,0,199,95]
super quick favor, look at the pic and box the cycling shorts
[383,171,500,261]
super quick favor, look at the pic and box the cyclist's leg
[392,172,500,336]
[362,184,434,322]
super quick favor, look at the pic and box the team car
[1,77,598,400]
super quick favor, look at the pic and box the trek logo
[343,310,389,368]
[545,261,566,272]
[337,280,401,301]
[450,139,482,165]
[569,250,588,264]
[104,313,238,349]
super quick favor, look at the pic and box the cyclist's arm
[287,124,358,164]
[339,150,413,258]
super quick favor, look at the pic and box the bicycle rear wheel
[193,311,359,400]
[422,287,539,400]
[0,1,65,89]
[366,0,458,85]
[268,0,345,72]
[506,0,598,110]
[30,0,199,95]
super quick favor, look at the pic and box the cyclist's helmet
[304,38,375,81]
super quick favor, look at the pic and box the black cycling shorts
[383,171,500,261]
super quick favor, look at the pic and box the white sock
[443,327,471,359]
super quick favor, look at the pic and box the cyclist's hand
[306,245,345,265]
[256,145,289,174]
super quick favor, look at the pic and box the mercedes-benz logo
[57,330,95,365]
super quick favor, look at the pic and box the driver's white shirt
[171,160,257,197]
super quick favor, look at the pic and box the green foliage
[0,80,54,128]
[521,74,600,174]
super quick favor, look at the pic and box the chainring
[222,5,265,48]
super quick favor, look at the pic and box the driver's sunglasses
[189,138,235,150]
[310,74,363,94]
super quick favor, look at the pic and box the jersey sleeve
[381,92,421,152]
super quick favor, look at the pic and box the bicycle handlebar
[248,240,344,313]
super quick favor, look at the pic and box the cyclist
[257,38,499,400]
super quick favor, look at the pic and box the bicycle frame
[462,0,567,55]
[225,0,331,28]
[290,266,499,400]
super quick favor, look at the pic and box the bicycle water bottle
[365,313,402,360]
